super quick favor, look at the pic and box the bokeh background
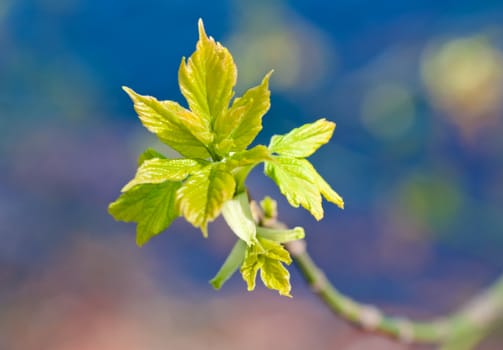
[1,0,503,349]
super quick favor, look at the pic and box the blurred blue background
[1,0,503,348]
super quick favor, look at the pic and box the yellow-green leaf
[260,196,277,219]
[214,71,272,153]
[264,156,343,220]
[314,168,345,209]
[178,19,237,125]
[224,145,272,192]
[176,164,236,236]
[108,182,181,246]
[122,158,205,192]
[269,118,335,158]
[123,86,212,159]
[259,237,292,264]
[239,238,292,297]
[221,192,257,246]
[265,157,324,220]
[260,257,292,297]
[226,145,272,167]
[240,246,263,292]
[138,148,166,166]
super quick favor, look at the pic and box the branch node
[285,240,306,257]
[249,200,262,223]
[359,305,383,330]
[396,319,414,343]
[462,293,500,327]
[310,269,328,293]
[432,318,451,339]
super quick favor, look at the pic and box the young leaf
[264,156,344,220]
[226,145,272,192]
[214,71,273,153]
[123,87,212,159]
[269,118,335,158]
[259,257,292,297]
[221,192,257,246]
[138,148,166,166]
[258,238,292,297]
[240,238,293,297]
[265,157,324,220]
[260,237,292,264]
[314,168,345,209]
[210,239,248,289]
[178,19,237,125]
[122,158,205,192]
[260,196,277,220]
[256,226,305,243]
[240,250,263,292]
[227,145,272,167]
[176,164,236,236]
[108,181,181,246]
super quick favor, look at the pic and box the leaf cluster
[109,19,343,296]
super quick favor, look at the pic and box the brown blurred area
[0,236,501,349]
[0,236,419,350]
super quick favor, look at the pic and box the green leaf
[221,192,257,246]
[227,145,272,167]
[259,256,292,297]
[226,145,272,192]
[269,118,335,158]
[260,196,277,220]
[240,238,292,297]
[259,237,292,264]
[178,19,237,125]
[256,226,305,243]
[122,158,205,192]
[265,157,323,219]
[264,157,343,220]
[210,239,247,289]
[108,181,181,246]
[138,148,166,166]
[240,248,263,292]
[214,71,273,153]
[314,167,345,209]
[176,164,236,236]
[123,86,212,159]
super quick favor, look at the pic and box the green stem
[287,238,503,345]
[260,213,503,345]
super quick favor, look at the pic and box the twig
[255,204,503,345]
